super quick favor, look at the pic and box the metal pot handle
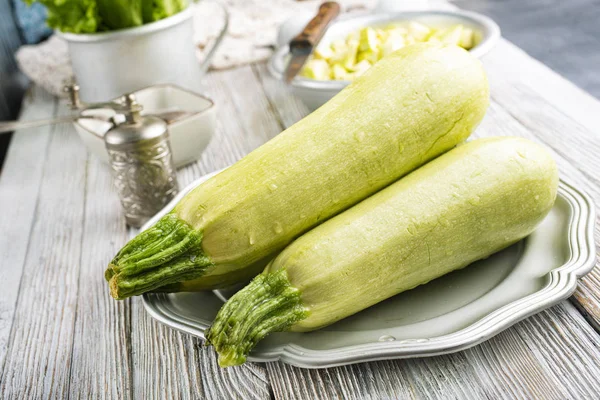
[196,0,229,74]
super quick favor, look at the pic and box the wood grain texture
[68,153,132,399]
[130,303,268,400]
[253,64,309,129]
[0,98,88,398]
[267,302,600,400]
[0,87,55,369]
[487,40,600,134]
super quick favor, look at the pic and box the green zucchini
[206,137,558,366]
[106,43,489,299]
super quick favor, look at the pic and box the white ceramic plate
[142,172,595,368]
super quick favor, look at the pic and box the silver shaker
[104,94,179,228]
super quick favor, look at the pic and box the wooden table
[1,38,599,399]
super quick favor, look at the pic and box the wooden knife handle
[290,2,341,49]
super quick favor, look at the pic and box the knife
[284,1,341,83]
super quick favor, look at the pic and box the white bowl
[73,84,216,168]
[57,5,228,103]
[269,10,501,110]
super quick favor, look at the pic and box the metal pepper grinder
[104,94,179,228]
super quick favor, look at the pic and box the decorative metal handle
[64,83,124,112]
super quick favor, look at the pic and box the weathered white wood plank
[252,64,309,129]
[574,273,600,331]
[130,297,268,399]
[197,342,271,400]
[0,98,88,398]
[206,66,284,166]
[484,39,600,138]
[0,87,55,371]
[68,153,132,399]
[476,101,600,212]
[130,305,200,399]
[268,302,600,400]
[172,65,286,189]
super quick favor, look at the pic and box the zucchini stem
[206,269,308,367]
[106,213,213,299]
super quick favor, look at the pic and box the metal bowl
[57,3,228,103]
[268,10,501,110]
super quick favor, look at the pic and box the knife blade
[284,1,341,83]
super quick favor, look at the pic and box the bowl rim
[268,9,501,90]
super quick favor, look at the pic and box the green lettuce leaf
[26,0,188,33]
[97,0,143,31]
[147,0,187,23]
[28,0,99,33]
